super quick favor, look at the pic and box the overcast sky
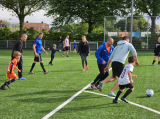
[0,8,53,27]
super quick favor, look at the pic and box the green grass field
[0,50,160,119]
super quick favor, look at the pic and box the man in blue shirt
[90,38,114,90]
[29,33,50,74]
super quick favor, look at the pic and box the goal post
[70,42,98,52]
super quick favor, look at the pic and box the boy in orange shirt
[1,51,21,90]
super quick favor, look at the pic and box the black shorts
[112,61,124,78]
[119,83,133,89]
[154,52,160,56]
[34,53,42,62]
[65,47,69,51]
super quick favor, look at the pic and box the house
[0,20,7,27]
[23,21,50,32]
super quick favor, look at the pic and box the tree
[46,0,128,33]
[0,0,47,30]
[134,0,160,33]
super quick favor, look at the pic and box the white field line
[84,90,160,115]
[42,68,112,119]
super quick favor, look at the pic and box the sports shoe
[5,82,10,89]
[82,68,85,71]
[150,64,154,65]
[51,64,53,65]
[95,84,99,89]
[113,99,119,103]
[44,70,50,74]
[86,65,89,69]
[48,63,50,65]
[29,71,35,74]
[90,83,95,90]
[67,55,70,57]
[62,54,64,57]
[121,97,129,103]
[0,86,6,90]
[99,81,104,92]
[108,92,116,97]
[156,64,160,66]
[19,77,26,80]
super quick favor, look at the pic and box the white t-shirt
[118,64,134,85]
[65,38,69,47]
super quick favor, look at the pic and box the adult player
[62,35,70,57]
[29,33,50,74]
[12,34,27,80]
[90,37,114,90]
[150,37,160,66]
[57,36,63,49]
[99,36,139,97]
[77,35,90,71]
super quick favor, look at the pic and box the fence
[104,16,160,50]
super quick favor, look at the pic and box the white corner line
[42,68,112,119]
[84,90,160,115]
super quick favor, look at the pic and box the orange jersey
[6,58,17,74]
[105,43,111,54]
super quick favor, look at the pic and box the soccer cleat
[51,64,53,65]
[19,77,26,80]
[121,97,129,103]
[5,82,10,89]
[29,71,35,74]
[113,99,119,103]
[44,70,50,74]
[156,64,160,66]
[90,83,95,90]
[0,86,7,90]
[82,68,85,71]
[99,81,104,92]
[62,54,64,57]
[86,65,89,69]
[108,92,116,97]
[150,64,154,65]
[95,84,99,89]
[67,55,70,57]
[48,63,50,65]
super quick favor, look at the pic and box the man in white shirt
[62,35,70,57]
[113,56,137,103]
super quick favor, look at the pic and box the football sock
[152,60,156,64]
[30,63,36,72]
[2,82,6,87]
[122,89,132,98]
[115,90,122,101]
[40,63,46,72]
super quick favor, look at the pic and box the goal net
[70,42,98,52]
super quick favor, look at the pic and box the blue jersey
[73,42,77,47]
[34,38,42,53]
[95,42,114,66]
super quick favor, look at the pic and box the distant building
[23,21,50,32]
[0,20,7,27]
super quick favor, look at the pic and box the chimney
[26,21,28,23]
[41,21,43,24]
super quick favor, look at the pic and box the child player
[113,56,137,103]
[150,37,160,66]
[73,40,77,53]
[0,51,21,90]
[48,44,61,65]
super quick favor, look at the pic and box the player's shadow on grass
[38,103,123,114]
[135,96,148,98]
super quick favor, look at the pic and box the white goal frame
[70,42,98,52]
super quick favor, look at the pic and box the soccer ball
[146,89,154,97]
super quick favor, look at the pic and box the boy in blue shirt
[48,44,61,65]
[73,40,77,53]
[90,38,114,90]
[29,33,50,74]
